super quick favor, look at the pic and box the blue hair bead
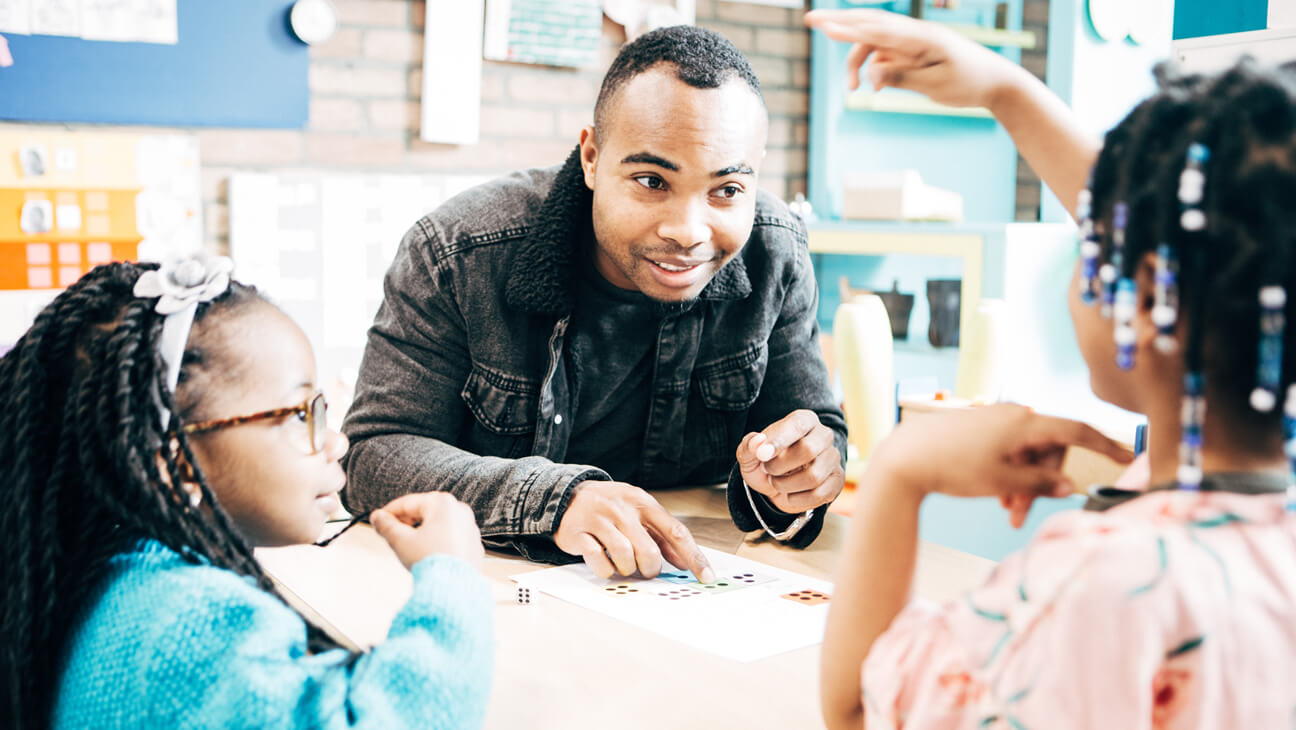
[1178,372,1206,490]
[1152,243,1179,353]
[1077,189,1099,305]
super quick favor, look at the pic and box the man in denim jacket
[342,26,847,580]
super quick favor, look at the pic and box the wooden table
[256,485,996,730]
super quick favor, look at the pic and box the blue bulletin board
[0,0,308,128]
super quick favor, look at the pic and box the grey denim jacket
[341,150,847,562]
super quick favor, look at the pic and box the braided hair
[1088,58,1296,436]
[0,262,342,729]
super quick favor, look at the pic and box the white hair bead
[1251,387,1277,413]
[1260,286,1287,308]
[1177,464,1203,486]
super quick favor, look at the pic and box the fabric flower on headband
[133,254,234,314]
[134,254,235,430]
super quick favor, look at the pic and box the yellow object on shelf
[844,89,994,118]
[955,298,1007,401]
[809,228,986,396]
[833,297,897,463]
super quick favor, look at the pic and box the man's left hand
[736,409,844,514]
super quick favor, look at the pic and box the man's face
[579,67,768,302]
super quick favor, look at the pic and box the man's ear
[578,125,598,191]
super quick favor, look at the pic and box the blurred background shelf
[949,24,1038,47]
[844,90,994,117]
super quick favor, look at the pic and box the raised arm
[805,8,1100,218]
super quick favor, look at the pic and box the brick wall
[0,0,811,254]
[1015,0,1050,221]
[0,2,1054,237]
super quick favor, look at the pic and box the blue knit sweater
[51,540,493,729]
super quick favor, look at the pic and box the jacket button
[554,414,563,425]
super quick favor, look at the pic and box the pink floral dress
[862,489,1296,729]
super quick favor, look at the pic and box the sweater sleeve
[145,555,493,730]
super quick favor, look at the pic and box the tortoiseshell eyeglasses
[182,392,328,454]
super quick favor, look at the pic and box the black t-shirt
[563,252,671,483]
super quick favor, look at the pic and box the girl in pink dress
[807,9,1296,730]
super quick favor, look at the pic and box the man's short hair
[593,25,765,140]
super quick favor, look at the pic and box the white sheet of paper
[512,546,833,662]
[79,0,134,41]
[481,0,510,61]
[132,0,176,44]
[80,0,175,43]
[0,0,32,34]
[420,0,483,144]
[81,0,139,41]
[719,0,801,7]
[30,0,77,36]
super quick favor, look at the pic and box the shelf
[833,3,1036,47]
[844,90,993,118]
[947,24,1037,48]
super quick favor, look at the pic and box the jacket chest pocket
[461,364,539,458]
[694,341,767,411]
[691,342,768,459]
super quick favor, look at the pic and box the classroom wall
[1173,0,1267,40]
[1014,0,1050,221]
[0,0,812,255]
[1037,0,1176,222]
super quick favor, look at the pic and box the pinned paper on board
[0,130,201,350]
[0,0,32,35]
[512,547,834,662]
[30,0,77,37]
[484,0,603,68]
[18,199,51,233]
[18,143,46,177]
[421,0,483,144]
[719,0,801,7]
[3,0,176,43]
[82,0,177,44]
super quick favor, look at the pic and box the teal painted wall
[808,0,1024,223]
[1173,0,1267,39]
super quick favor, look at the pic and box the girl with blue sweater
[0,257,493,728]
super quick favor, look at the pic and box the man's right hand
[554,480,716,583]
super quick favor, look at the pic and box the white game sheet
[511,546,834,662]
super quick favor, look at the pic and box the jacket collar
[505,147,752,316]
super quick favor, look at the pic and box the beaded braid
[1086,59,1296,497]
[0,262,344,730]
[1178,143,1211,490]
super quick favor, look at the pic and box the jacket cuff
[483,464,610,564]
[514,465,609,534]
[725,465,826,549]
